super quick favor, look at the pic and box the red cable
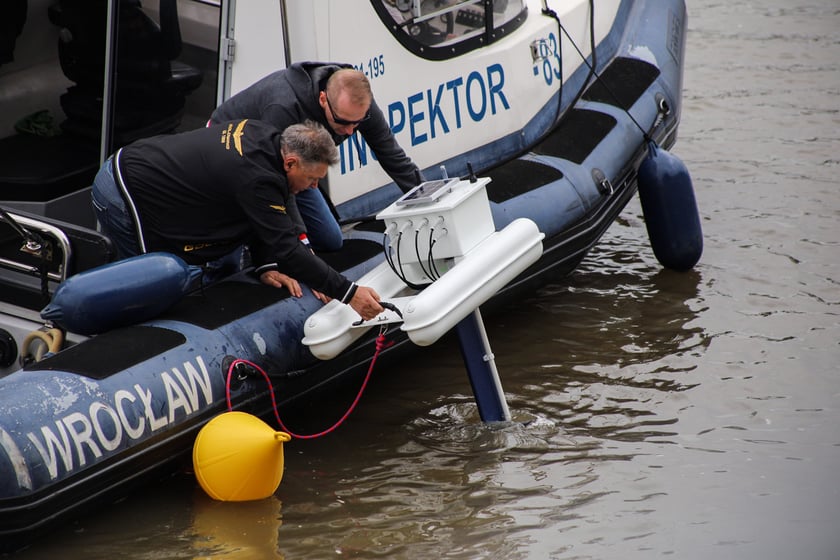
[225,332,393,439]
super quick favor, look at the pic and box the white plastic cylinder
[402,218,544,346]
[302,218,544,357]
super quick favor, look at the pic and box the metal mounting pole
[100,0,120,165]
[454,308,511,422]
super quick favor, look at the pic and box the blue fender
[41,252,200,335]
[637,142,703,271]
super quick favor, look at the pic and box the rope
[542,0,653,142]
[225,330,394,439]
[22,328,64,362]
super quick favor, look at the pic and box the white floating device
[377,176,496,285]
[302,176,545,359]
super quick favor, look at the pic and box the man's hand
[259,270,302,297]
[349,285,383,321]
[311,288,331,304]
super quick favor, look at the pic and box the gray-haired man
[91,119,383,320]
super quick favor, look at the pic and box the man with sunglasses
[210,61,422,252]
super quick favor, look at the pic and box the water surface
[8,1,840,558]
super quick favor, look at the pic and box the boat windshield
[374,0,528,60]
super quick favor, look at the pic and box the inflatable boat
[0,0,698,550]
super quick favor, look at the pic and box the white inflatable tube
[402,218,544,346]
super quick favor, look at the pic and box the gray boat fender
[40,252,199,335]
[637,142,703,271]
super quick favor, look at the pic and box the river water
[8,0,840,558]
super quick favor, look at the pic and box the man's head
[280,120,339,194]
[319,68,372,136]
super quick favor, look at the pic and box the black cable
[396,231,408,282]
[351,300,404,326]
[36,256,49,307]
[383,232,399,279]
[541,3,597,133]
[380,301,403,319]
[426,228,439,280]
[537,6,565,129]
[429,238,441,279]
[383,231,427,290]
[549,0,651,141]
[414,227,434,281]
[395,231,420,288]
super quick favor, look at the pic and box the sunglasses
[325,93,371,126]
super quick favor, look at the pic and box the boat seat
[48,0,203,143]
[0,209,115,311]
[0,0,205,204]
[0,0,27,68]
[170,60,205,93]
[0,132,99,203]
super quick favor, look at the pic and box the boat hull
[0,0,689,549]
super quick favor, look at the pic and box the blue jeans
[91,157,143,260]
[91,157,243,286]
[296,188,343,251]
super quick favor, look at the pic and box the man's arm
[284,193,308,237]
[243,178,368,302]
[260,269,382,321]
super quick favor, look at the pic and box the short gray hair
[280,120,339,166]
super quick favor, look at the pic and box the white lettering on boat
[0,427,32,490]
[25,356,213,481]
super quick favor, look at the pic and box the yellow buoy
[193,411,292,501]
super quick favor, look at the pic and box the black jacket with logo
[210,61,419,193]
[118,119,353,299]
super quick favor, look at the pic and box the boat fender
[40,252,200,335]
[637,142,703,271]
